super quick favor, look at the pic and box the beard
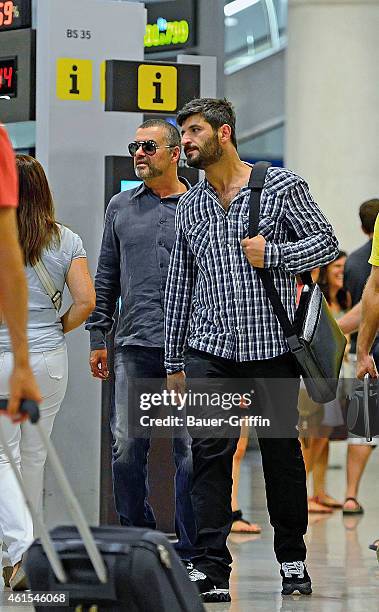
[134,161,163,179]
[185,133,223,169]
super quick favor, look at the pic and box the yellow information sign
[137,64,177,111]
[56,58,93,101]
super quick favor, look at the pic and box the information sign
[105,60,200,114]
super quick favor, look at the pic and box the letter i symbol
[153,72,163,104]
[70,65,80,94]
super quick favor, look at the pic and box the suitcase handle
[0,399,107,585]
[0,408,67,584]
[364,374,373,442]
[53,539,130,555]
[0,399,40,423]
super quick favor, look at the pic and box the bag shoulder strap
[248,162,313,285]
[33,260,62,311]
[248,161,272,238]
[247,162,302,350]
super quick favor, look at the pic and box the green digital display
[144,0,196,53]
[145,19,190,49]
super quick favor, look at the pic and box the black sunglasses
[128,140,175,157]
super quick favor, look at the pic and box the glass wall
[238,124,284,166]
[224,0,287,74]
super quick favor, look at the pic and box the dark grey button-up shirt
[86,179,190,350]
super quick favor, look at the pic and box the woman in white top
[0,155,95,589]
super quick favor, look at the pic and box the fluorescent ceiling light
[224,0,261,18]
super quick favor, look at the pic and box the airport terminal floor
[206,442,379,612]
[1,441,378,612]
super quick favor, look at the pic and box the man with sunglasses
[86,119,195,558]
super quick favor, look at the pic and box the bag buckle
[52,290,62,307]
[287,334,302,352]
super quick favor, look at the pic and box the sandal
[2,565,12,587]
[231,510,261,534]
[369,539,379,551]
[342,497,364,515]
[308,497,333,514]
[9,561,28,591]
[314,494,342,509]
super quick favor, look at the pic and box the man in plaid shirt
[164,98,339,602]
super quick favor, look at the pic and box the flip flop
[231,510,261,534]
[342,497,364,515]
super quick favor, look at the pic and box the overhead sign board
[105,59,200,114]
[145,0,196,52]
[0,0,32,32]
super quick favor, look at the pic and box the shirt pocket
[186,220,211,261]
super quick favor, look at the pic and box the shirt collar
[201,162,254,194]
[130,181,147,200]
[130,176,191,200]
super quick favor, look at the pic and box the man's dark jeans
[185,348,308,586]
[111,346,196,558]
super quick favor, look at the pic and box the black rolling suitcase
[0,400,204,612]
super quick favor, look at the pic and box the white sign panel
[36,0,146,525]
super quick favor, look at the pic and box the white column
[36,0,145,526]
[285,0,379,251]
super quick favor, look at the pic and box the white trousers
[0,345,68,565]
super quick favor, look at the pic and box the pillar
[285,0,379,251]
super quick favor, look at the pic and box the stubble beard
[185,134,223,169]
[135,163,164,179]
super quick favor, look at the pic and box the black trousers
[185,348,308,586]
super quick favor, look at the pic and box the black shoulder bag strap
[248,162,309,352]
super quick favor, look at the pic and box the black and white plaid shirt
[164,166,339,374]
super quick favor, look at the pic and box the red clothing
[0,125,18,207]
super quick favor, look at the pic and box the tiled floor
[207,441,379,612]
[1,442,378,611]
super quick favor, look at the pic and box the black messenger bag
[248,162,347,403]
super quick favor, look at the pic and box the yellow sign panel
[56,58,93,101]
[137,64,177,112]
